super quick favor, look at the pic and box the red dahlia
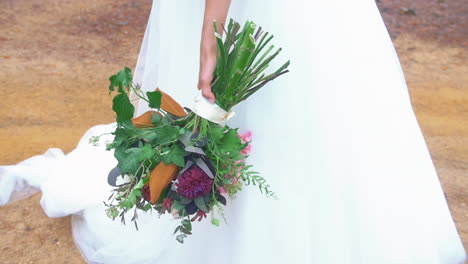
[176,164,213,199]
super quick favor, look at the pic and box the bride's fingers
[201,88,216,104]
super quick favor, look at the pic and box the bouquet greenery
[99,19,289,243]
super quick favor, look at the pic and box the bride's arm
[198,0,231,103]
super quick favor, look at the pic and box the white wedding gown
[1,0,466,263]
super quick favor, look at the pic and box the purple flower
[176,164,213,199]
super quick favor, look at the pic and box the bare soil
[0,0,466,263]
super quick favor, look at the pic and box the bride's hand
[198,0,231,104]
[198,78,216,104]
[198,51,217,104]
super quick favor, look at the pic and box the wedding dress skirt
[1,0,466,263]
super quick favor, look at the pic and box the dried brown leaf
[156,88,186,117]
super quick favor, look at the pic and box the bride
[1,0,466,263]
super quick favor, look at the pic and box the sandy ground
[0,0,466,263]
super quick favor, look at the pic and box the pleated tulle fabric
[1,0,466,263]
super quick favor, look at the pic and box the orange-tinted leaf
[149,161,180,204]
[131,111,161,128]
[156,88,186,117]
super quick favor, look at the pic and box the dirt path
[0,0,466,263]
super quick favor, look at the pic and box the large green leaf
[115,147,140,174]
[208,125,225,144]
[112,93,135,122]
[110,128,132,149]
[154,125,179,145]
[181,219,192,231]
[138,144,157,161]
[109,67,132,94]
[163,145,187,167]
[194,196,209,213]
[146,91,162,109]
[218,129,243,158]
[172,200,185,211]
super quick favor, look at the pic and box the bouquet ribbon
[192,90,236,125]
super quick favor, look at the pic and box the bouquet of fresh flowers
[99,19,289,243]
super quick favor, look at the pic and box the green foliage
[163,144,186,167]
[181,219,192,231]
[211,19,290,110]
[108,67,132,94]
[151,112,163,125]
[211,217,221,227]
[176,234,188,244]
[146,91,162,109]
[137,144,157,161]
[154,125,180,145]
[172,200,185,211]
[173,217,194,244]
[241,169,276,199]
[110,128,131,149]
[112,93,135,122]
[194,196,209,213]
[217,128,243,159]
[108,67,136,123]
[115,147,141,174]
